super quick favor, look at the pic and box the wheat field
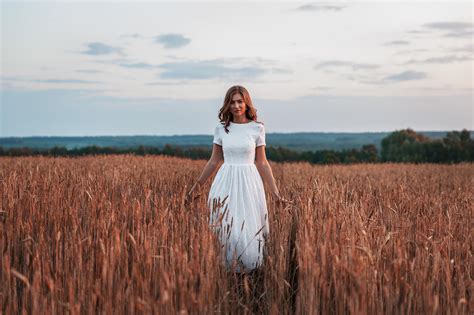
[1,155,472,314]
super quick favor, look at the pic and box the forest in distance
[1,128,472,164]
[2,128,473,152]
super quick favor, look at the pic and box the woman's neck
[233,115,249,123]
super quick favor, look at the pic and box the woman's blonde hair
[218,85,263,133]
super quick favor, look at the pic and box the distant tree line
[0,129,472,164]
[380,129,473,163]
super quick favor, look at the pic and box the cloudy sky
[1,0,473,137]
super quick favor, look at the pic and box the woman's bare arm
[254,145,281,198]
[186,144,224,199]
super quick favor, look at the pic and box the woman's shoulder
[254,120,265,131]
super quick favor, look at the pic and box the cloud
[349,70,429,85]
[383,70,427,82]
[312,86,333,91]
[404,85,473,93]
[81,42,124,56]
[393,48,429,56]
[294,4,345,11]
[421,21,474,38]
[118,62,157,69]
[96,56,284,77]
[94,58,159,70]
[1,75,100,85]
[422,21,473,31]
[75,69,103,74]
[271,68,293,75]
[145,80,196,86]
[1,75,23,81]
[157,60,266,80]
[155,33,191,49]
[314,60,380,71]
[403,54,473,65]
[383,40,410,46]
[407,30,431,34]
[444,30,474,38]
[33,79,101,84]
[450,44,474,54]
[120,33,142,39]
[92,58,129,65]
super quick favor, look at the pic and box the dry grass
[0,155,472,314]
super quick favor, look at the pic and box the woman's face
[229,93,246,117]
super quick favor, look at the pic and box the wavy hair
[218,85,263,133]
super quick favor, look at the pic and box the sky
[1,0,473,137]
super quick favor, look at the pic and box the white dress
[207,120,270,273]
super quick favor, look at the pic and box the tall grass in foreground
[1,155,472,314]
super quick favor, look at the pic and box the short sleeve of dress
[213,124,222,146]
[256,123,266,147]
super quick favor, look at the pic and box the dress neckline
[230,120,253,125]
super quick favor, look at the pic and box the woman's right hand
[272,192,294,213]
[277,196,292,206]
[185,182,202,205]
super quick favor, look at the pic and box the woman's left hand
[185,182,202,205]
[272,191,292,206]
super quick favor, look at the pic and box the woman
[186,85,290,273]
